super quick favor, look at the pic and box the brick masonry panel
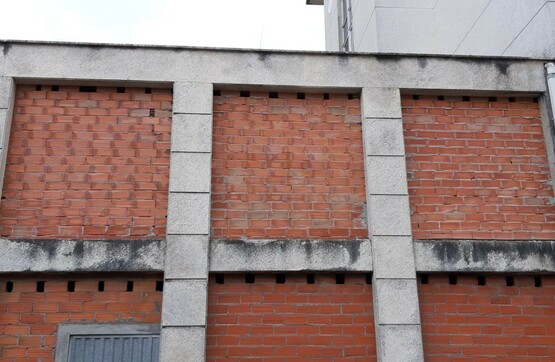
[0,85,172,239]
[211,91,368,240]
[403,95,555,240]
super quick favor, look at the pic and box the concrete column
[0,77,15,202]
[160,82,213,362]
[361,87,424,361]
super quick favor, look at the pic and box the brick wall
[0,85,172,239]
[0,275,163,362]
[419,274,555,361]
[211,91,367,240]
[206,273,375,361]
[403,95,555,240]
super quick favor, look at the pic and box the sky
[0,0,325,51]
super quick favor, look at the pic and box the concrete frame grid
[0,41,554,362]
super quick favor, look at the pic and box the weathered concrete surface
[415,240,555,272]
[210,239,372,272]
[0,238,165,272]
[0,41,548,93]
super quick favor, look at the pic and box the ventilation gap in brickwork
[215,274,225,284]
[51,85,59,91]
[306,274,315,284]
[477,275,486,286]
[437,96,445,101]
[240,90,250,97]
[462,96,470,101]
[348,94,354,100]
[79,86,97,93]
[508,97,516,102]
[245,273,255,284]
[448,274,458,285]
[335,274,345,285]
[156,280,164,291]
[213,89,221,96]
[98,281,105,292]
[276,274,286,284]
[412,95,420,100]
[126,281,134,292]
[35,85,42,91]
[149,109,155,117]
[323,93,330,100]
[297,92,305,100]
[117,87,126,93]
[145,88,152,94]
[505,276,515,287]
[5,281,13,292]
[365,273,372,285]
[269,91,279,98]
[488,96,497,102]
[67,281,76,292]
[533,97,539,103]
[36,281,45,292]
[534,276,542,288]
[420,274,429,284]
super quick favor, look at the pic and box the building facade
[319,0,555,57]
[0,41,554,361]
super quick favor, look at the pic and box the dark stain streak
[258,52,270,62]
[417,58,428,69]
[1,43,11,56]
[495,61,510,76]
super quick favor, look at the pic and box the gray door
[68,335,159,362]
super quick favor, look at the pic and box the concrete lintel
[414,239,555,273]
[210,239,372,272]
[162,279,208,327]
[0,42,548,93]
[361,87,402,119]
[372,236,416,279]
[169,153,212,193]
[165,235,209,279]
[160,327,206,362]
[171,114,213,153]
[173,82,213,114]
[0,238,165,273]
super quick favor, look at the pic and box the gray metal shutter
[68,335,159,362]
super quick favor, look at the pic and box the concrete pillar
[0,77,15,202]
[160,82,213,362]
[361,87,424,361]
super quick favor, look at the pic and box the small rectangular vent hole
[79,86,97,93]
[306,274,315,284]
[276,274,286,284]
[245,274,255,284]
[420,274,429,284]
[213,90,221,96]
[240,91,250,97]
[6,281,13,292]
[335,274,345,285]
[51,85,59,91]
[215,274,225,284]
[117,87,126,93]
[156,280,164,291]
[98,281,105,292]
[269,91,279,98]
[145,88,152,94]
[36,281,45,292]
[67,281,75,292]
[126,281,134,292]
[477,275,486,286]
[534,276,542,288]
[506,276,515,286]
[448,274,457,285]
[297,93,305,100]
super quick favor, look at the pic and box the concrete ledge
[209,239,373,272]
[0,238,165,273]
[414,239,555,273]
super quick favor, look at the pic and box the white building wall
[324,0,555,58]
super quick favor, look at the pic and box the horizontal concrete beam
[414,239,555,273]
[0,41,548,93]
[210,239,373,272]
[0,238,165,273]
